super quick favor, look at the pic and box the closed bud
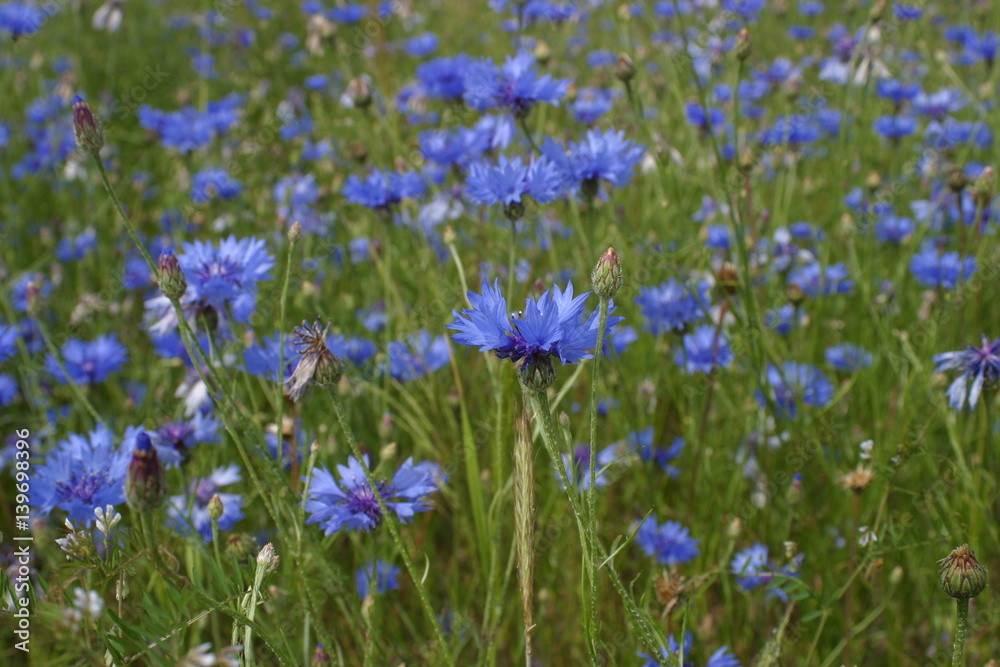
[615,53,636,82]
[974,166,994,208]
[939,544,987,599]
[207,493,224,522]
[865,170,881,192]
[735,28,752,61]
[311,644,331,666]
[257,542,279,574]
[948,168,968,193]
[126,432,166,512]
[226,533,257,561]
[379,441,398,461]
[377,412,395,440]
[158,247,188,301]
[592,247,623,299]
[534,40,551,65]
[889,565,904,586]
[868,0,886,23]
[443,225,457,245]
[504,200,525,222]
[72,95,104,156]
[289,221,302,243]
[519,355,556,392]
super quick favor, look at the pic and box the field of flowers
[2,0,1000,664]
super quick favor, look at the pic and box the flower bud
[504,200,525,222]
[948,168,968,193]
[72,95,104,156]
[377,412,395,441]
[126,432,166,512]
[207,493,224,522]
[615,53,636,82]
[226,533,257,561]
[257,542,280,574]
[591,247,623,299]
[735,28,752,61]
[939,544,987,599]
[519,355,556,392]
[158,247,188,301]
[974,166,994,208]
[534,40,551,65]
[289,221,302,243]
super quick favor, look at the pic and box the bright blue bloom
[31,425,132,525]
[465,155,565,209]
[137,94,242,153]
[420,128,489,168]
[12,273,51,312]
[572,87,615,124]
[757,362,834,419]
[825,344,873,372]
[404,32,438,57]
[675,325,734,374]
[244,332,298,382]
[0,373,17,406]
[788,262,853,297]
[45,334,128,385]
[327,3,366,23]
[0,3,46,38]
[0,323,18,362]
[342,169,426,209]
[329,333,377,367]
[386,331,450,382]
[705,225,731,250]
[628,428,683,476]
[893,4,922,21]
[636,517,699,565]
[873,115,918,140]
[416,55,472,100]
[639,633,742,667]
[909,242,975,289]
[636,279,710,334]
[912,88,965,120]
[874,214,914,243]
[934,335,1000,410]
[56,228,97,262]
[560,443,620,491]
[462,52,569,117]
[183,235,274,316]
[731,543,771,589]
[876,79,920,106]
[191,168,242,203]
[305,456,439,534]
[356,560,401,598]
[448,280,621,378]
[723,0,765,20]
[542,128,644,195]
[765,305,802,336]
[167,465,244,542]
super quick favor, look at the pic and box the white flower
[94,505,122,536]
[857,526,878,548]
[859,439,874,460]
[73,587,104,618]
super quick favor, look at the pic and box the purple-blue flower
[636,279,710,334]
[304,456,438,534]
[45,334,129,385]
[910,242,975,289]
[462,52,569,118]
[386,331,450,382]
[636,517,699,565]
[628,428,683,477]
[342,168,426,209]
[757,362,834,419]
[674,324,734,374]
[542,128,644,196]
[191,168,242,204]
[825,344,873,372]
[31,425,132,525]
[356,560,401,598]
[448,280,621,385]
[167,465,244,541]
[0,323,18,362]
[933,335,1000,410]
[465,155,565,211]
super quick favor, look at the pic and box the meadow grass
[2,1,1000,665]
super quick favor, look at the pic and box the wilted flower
[933,335,1000,410]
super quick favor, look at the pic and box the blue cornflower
[0,3,45,38]
[448,280,620,388]
[874,214,914,243]
[705,225,731,250]
[465,155,565,217]
[685,103,726,134]
[0,323,18,362]
[826,344,873,372]
[244,332,299,383]
[386,331,450,382]
[191,168,242,204]
[305,456,438,535]
[635,517,699,565]
[404,32,438,57]
[912,88,965,120]
[342,168,426,210]
[31,425,132,525]
[177,235,275,324]
[765,305,802,336]
[167,465,244,542]
[0,373,17,406]
[873,115,918,141]
[635,279,710,335]
[462,52,569,118]
[151,412,221,464]
[675,325,734,374]
[893,4,922,21]
[542,128,644,197]
[639,633,742,667]
[757,362,834,419]
[356,560,401,598]
[416,55,472,100]
[731,543,771,589]
[628,428,683,476]
[560,443,621,491]
[572,87,615,124]
[910,242,975,289]
[45,334,128,385]
[933,335,1000,410]
[787,262,853,297]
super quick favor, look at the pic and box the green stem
[328,389,455,666]
[951,597,969,667]
[586,296,611,661]
[275,229,300,467]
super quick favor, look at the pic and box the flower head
[933,335,1000,410]
[32,425,132,525]
[304,456,438,535]
[462,52,569,118]
[636,517,700,565]
[167,465,244,542]
[636,279,710,335]
[45,334,128,385]
[356,560,401,598]
[284,319,344,401]
[448,279,621,389]
[542,127,644,197]
[756,362,834,419]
